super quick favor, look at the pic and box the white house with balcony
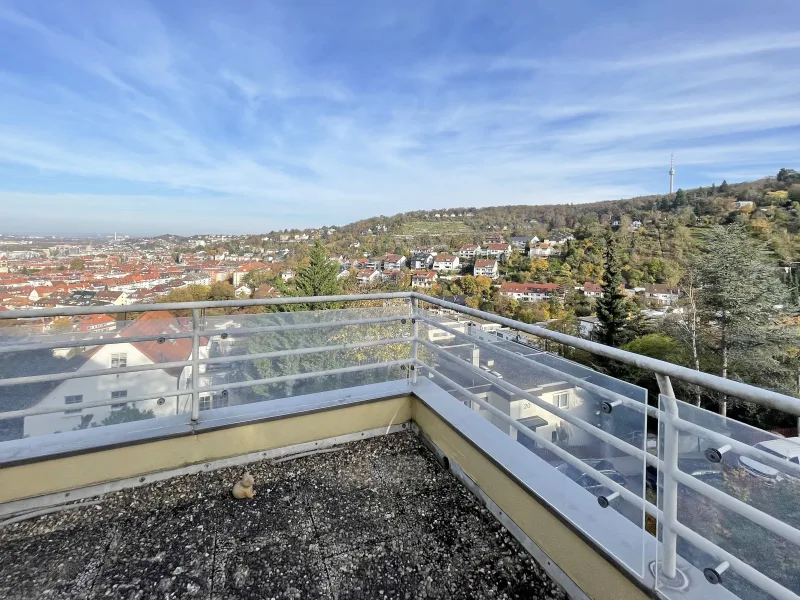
[473,259,499,279]
[382,254,407,271]
[411,271,438,288]
[483,243,511,260]
[23,311,211,438]
[432,254,460,272]
[356,269,380,285]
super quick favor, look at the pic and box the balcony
[1,293,799,600]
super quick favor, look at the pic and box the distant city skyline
[1,1,799,235]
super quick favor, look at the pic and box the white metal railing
[1,291,799,600]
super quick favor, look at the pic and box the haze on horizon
[1,0,799,236]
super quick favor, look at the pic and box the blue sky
[1,1,799,236]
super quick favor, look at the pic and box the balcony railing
[1,292,799,600]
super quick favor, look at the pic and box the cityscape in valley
[3,167,800,436]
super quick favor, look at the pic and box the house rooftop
[0,431,565,600]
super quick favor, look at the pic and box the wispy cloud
[0,1,798,234]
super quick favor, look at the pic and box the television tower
[669,153,675,194]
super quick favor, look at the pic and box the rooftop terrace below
[0,431,566,600]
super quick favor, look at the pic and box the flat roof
[0,431,566,599]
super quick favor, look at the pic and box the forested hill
[328,167,800,259]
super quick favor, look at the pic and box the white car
[739,437,800,481]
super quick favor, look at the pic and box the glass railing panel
[0,311,197,442]
[656,394,800,600]
[418,313,650,577]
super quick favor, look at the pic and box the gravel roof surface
[0,430,567,599]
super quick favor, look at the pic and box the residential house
[509,237,529,250]
[23,311,211,438]
[410,253,435,270]
[254,284,279,298]
[499,282,562,302]
[644,284,680,306]
[529,244,559,258]
[473,259,499,280]
[381,270,402,285]
[432,254,460,272]
[411,271,438,289]
[459,244,481,259]
[382,254,407,271]
[356,269,380,285]
[581,282,603,298]
[95,290,127,305]
[735,200,755,210]
[232,262,269,287]
[483,243,511,261]
[75,314,117,333]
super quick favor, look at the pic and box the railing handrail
[411,293,800,416]
[2,290,798,415]
[0,292,414,320]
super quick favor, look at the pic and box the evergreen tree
[719,180,730,194]
[294,240,343,298]
[595,236,628,347]
[696,225,796,415]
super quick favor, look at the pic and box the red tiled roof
[411,271,437,280]
[120,311,195,364]
[474,260,497,268]
[500,282,561,294]
[583,282,603,294]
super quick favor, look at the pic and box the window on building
[64,394,83,414]
[199,393,230,411]
[110,390,128,409]
[111,352,128,368]
[554,392,570,409]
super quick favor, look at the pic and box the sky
[1,1,799,236]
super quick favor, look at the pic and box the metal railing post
[190,308,201,423]
[410,297,419,384]
[656,373,680,582]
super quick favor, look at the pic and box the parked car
[646,458,724,492]
[556,459,627,498]
[739,437,800,481]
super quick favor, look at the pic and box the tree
[293,240,342,300]
[208,281,235,301]
[69,258,85,270]
[665,268,703,405]
[719,180,730,194]
[595,237,628,347]
[100,405,155,426]
[696,225,796,415]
